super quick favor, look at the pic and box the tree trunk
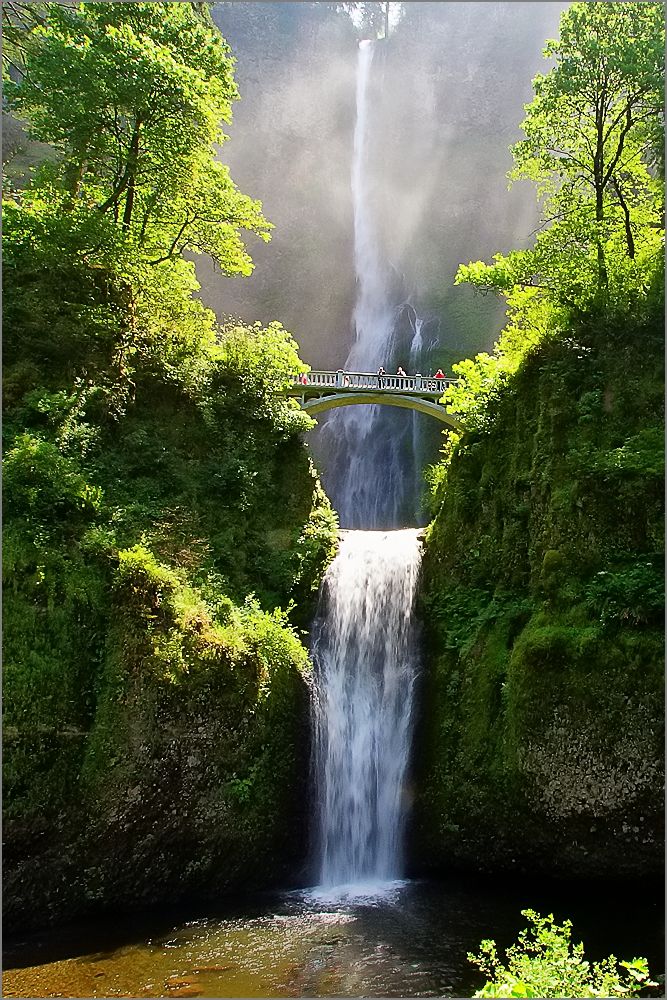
[122,120,141,231]
[612,177,635,259]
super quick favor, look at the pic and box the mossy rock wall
[3,312,338,931]
[413,318,664,878]
[4,545,314,930]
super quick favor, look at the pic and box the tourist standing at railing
[397,366,406,377]
[434,368,445,380]
[377,366,386,388]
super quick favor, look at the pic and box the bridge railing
[292,370,458,393]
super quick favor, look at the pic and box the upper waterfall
[348,41,395,372]
[314,40,429,530]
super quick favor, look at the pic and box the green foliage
[440,287,561,436]
[4,2,271,267]
[584,560,664,629]
[3,433,103,522]
[416,315,664,877]
[470,910,656,998]
[2,3,51,78]
[483,1,663,306]
[213,321,316,435]
[449,3,664,441]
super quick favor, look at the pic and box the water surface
[4,876,663,998]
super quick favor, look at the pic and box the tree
[457,2,664,310]
[2,3,59,77]
[4,2,270,271]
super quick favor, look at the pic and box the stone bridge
[285,370,462,429]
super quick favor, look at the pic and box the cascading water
[348,42,394,373]
[309,41,425,893]
[316,40,425,530]
[311,530,421,888]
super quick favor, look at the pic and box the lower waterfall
[310,529,422,888]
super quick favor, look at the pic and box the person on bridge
[299,372,308,385]
[396,366,407,377]
[434,368,445,380]
[377,366,386,388]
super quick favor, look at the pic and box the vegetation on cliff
[3,2,337,928]
[417,2,664,876]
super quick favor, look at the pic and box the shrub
[3,433,103,522]
[470,910,657,998]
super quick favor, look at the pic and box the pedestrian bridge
[285,370,462,429]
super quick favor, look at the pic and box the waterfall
[348,41,394,372]
[311,530,421,888]
[308,42,425,894]
[316,40,421,530]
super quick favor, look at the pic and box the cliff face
[4,571,312,929]
[3,212,338,931]
[413,310,664,878]
[4,409,334,930]
[3,406,334,930]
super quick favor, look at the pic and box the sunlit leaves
[4,2,270,271]
[447,2,664,459]
[213,321,316,436]
[509,2,664,284]
[470,910,657,998]
[458,1,664,306]
[440,287,561,435]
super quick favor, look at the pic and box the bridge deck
[286,370,457,399]
[283,371,461,428]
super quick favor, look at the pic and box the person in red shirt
[434,368,445,380]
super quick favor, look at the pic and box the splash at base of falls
[310,529,422,889]
[302,878,409,906]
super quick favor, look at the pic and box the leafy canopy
[456,2,664,311]
[470,910,657,998]
[4,2,271,269]
[441,2,664,445]
[2,1,331,616]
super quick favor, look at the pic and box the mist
[198,2,569,523]
[200,2,568,368]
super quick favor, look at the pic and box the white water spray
[311,530,421,888]
[348,41,395,372]
[314,41,436,528]
[318,41,419,529]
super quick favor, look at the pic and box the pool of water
[3,875,663,998]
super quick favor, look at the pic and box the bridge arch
[300,391,462,429]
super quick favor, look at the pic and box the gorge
[2,2,664,998]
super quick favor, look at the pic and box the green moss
[415,312,664,878]
[4,531,315,928]
[2,224,338,932]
